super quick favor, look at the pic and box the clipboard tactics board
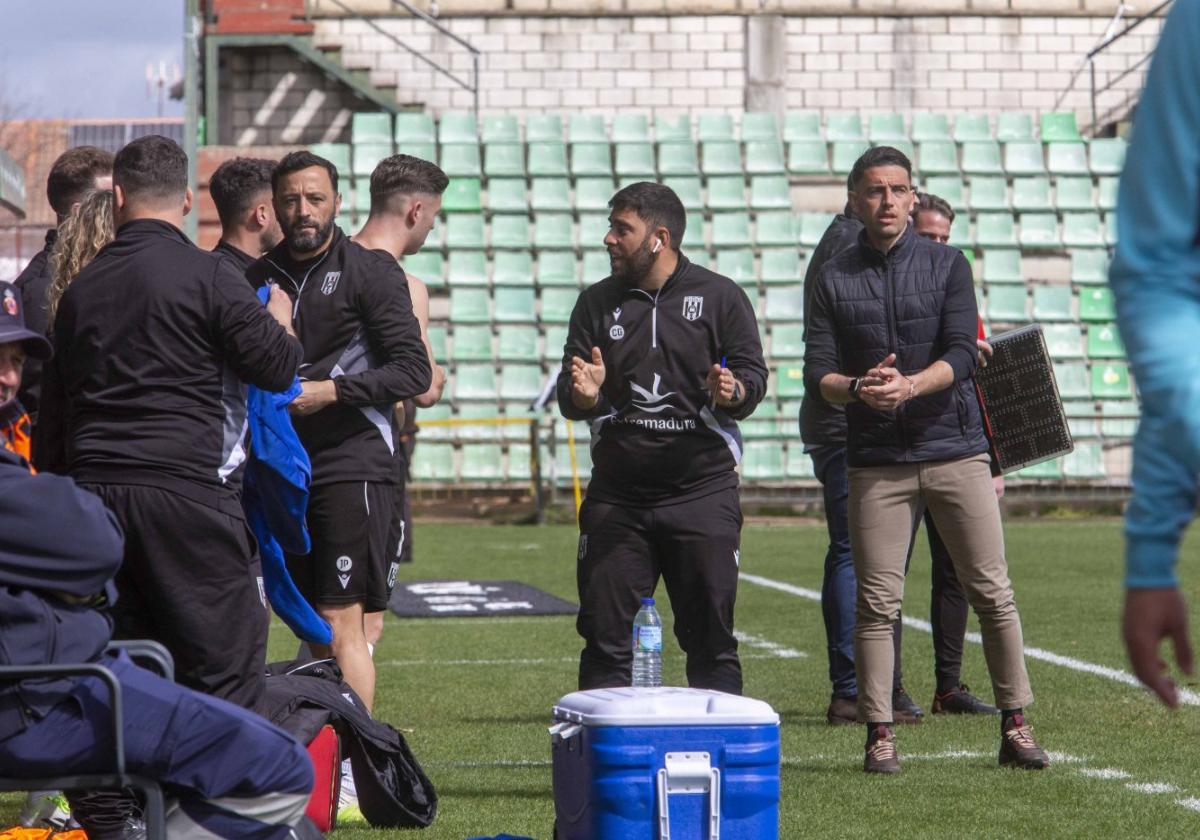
[974,324,1074,474]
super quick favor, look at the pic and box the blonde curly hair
[47,188,115,328]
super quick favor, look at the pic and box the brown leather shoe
[864,726,900,774]
[999,714,1050,769]
[827,695,857,726]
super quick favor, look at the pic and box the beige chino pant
[847,453,1034,723]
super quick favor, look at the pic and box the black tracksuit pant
[576,487,743,695]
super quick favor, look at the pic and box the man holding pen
[556,182,768,693]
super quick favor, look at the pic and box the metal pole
[530,417,544,524]
[184,0,200,240]
[1090,60,1098,138]
[473,52,480,121]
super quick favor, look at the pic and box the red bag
[305,724,342,832]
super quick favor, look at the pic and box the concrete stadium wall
[308,0,1136,16]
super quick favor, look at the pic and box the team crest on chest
[682,295,703,321]
[321,271,341,295]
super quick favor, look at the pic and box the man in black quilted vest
[803,146,1048,775]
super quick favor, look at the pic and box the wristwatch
[848,377,863,400]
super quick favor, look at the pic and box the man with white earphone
[556,181,768,693]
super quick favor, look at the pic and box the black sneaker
[999,714,1049,770]
[892,686,925,724]
[864,726,901,774]
[931,683,1000,715]
[827,694,858,726]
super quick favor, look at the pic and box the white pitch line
[1128,782,1180,795]
[1177,798,1200,813]
[1080,768,1132,780]
[380,656,578,667]
[738,572,1200,707]
[735,630,807,659]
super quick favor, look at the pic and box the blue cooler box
[550,687,780,839]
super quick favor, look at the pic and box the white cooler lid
[553,687,780,727]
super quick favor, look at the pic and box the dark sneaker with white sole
[864,726,901,774]
[999,714,1050,770]
[892,686,925,724]
[931,683,1000,715]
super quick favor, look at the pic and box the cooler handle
[656,755,721,840]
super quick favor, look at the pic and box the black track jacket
[37,219,303,509]
[246,230,431,485]
[556,254,768,506]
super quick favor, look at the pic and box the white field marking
[1080,768,1133,780]
[1128,783,1181,795]
[1176,798,1200,813]
[735,630,807,659]
[737,572,1200,707]
[380,656,578,667]
[1047,752,1086,764]
[431,759,553,769]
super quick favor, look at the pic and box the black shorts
[287,480,395,613]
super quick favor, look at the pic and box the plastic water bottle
[632,597,663,687]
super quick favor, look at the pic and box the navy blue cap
[0,282,51,360]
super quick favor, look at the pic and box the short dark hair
[209,157,276,228]
[112,135,187,206]
[272,150,338,195]
[608,182,686,251]
[370,154,448,211]
[848,146,913,191]
[46,146,113,217]
[915,192,955,224]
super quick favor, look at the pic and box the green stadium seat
[883,139,915,160]
[494,286,537,323]
[1044,323,1084,358]
[684,211,706,251]
[426,325,448,364]
[969,176,1009,211]
[996,112,1034,142]
[787,141,831,175]
[352,178,371,214]
[352,112,392,144]
[310,142,350,175]
[1015,458,1063,480]
[1087,323,1125,359]
[1105,212,1118,244]
[982,249,1022,284]
[774,364,806,399]
[454,403,501,440]
[526,114,563,142]
[1071,248,1109,284]
[658,141,701,176]
[1011,176,1052,212]
[1054,177,1094,211]
[442,178,482,213]
[771,324,806,358]
[741,441,786,481]
[961,141,1003,175]
[449,287,490,324]
[799,212,835,247]
[711,212,752,248]
[445,214,486,249]
[756,212,797,247]
[1054,361,1090,399]
[612,113,649,143]
[568,114,607,143]
[493,251,534,286]
[1047,143,1089,175]
[615,143,656,178]
[571,143,612,177]
[527,142,568,177]
[745,141,786,175]
[506,442,533,479]
[783,111,822,141]
[1097,176,1118,211]
[1063,442,1107,479]
[440,144,482,178]
[484,143,524,178]
[869,112,907,143]
[706,176,745,210]
[460,444,504,482]
[488,178,528,213]
[540,287,579,324]
[578,214,610,250]
[698,113,735,142]
[741,400,780,440]
[481,114,520,145]
[920,175,965,208]
[572,177,613,211]
[403,250,444,288]
[765,285,804,321]
[1040,112,1081,142]
[438,111,478,144]
[760,249,802,284]
[352,143,392,177]
[451,325,493,361]
[533,213,573,250]
[1100,400,1139,439]
[831,141,870,176]
[454,364,498,401]
[663,176,702,210]
[447,250,488,286]
[1064,401,1099,438]
[1079,286,1116,322]
[976,212,1017,247]
[826,112,866,141]
[1091,362,1132,399]
[1019,213,1061,249]
[1032,285,1074,321]
[911,112,951,142]
[394,113,435,145]
[1062,212,1106,248]
[538,252,578,287]
[499,364,544,401]
[396,141,436,164]
[702,142,743,175]
[581,250,611,285]
[986,285,1028,322]
[786,444,817,480]
[654,113,692,143]
[917,141,958,176]
[741,112,781,142]
[1089,138,1127,175]
[716,249,756,286]
[1004,141,1046,176]
[542,325,568,361]
[412,443,454,482]
[953,113,991,142]
[529,178,569,213]
[490,215,530,250]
